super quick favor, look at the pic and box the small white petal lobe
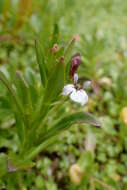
[70,89,88,106]
[74,73,78,83]
[62,84,75,96]
[83,81,91,89]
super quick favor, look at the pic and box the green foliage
[0,0,127,189]
[0,35,99,175]
[35,40,47,87]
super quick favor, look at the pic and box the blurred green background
[0,0,127,189]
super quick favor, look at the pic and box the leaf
[14,71,35,147]
[26,112,100,161]
[0,71,28,143]
[24,68,40,108]
[15,113,26,144]
[14,71,33,128]
[35,40,47,87]
[14,71,33,117]
[42,59,65,116]
[65,60,71,81]
[8,153,35,171]
[0,153,8,177]
[64,38,76,63]
[0,71,24,117]
[51,23,59,45]
[40,112,100,142]
[43,59,65,103]
[24,136,58,161]
[30,59,65,132]
[15,112,100,166]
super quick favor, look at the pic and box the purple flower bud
[70,53,81,79]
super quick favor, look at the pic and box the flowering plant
[0,36,100,172]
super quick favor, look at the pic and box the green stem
[92,177,115,190]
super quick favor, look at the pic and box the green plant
[0,36,100,174]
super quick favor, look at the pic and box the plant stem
[90,178,95,190]
[92,177,115,190]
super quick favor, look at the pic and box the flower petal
[70,89,88,106]
[62,84,75,96]
[83,81,91,89]
[74,73,78,84]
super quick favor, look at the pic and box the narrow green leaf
[30,59,65,131]
[51,23,59,45]
[38,112,100,144]
[24,68,40,108]
[43,59,65,103]
[0,71,24,117]
[8,153,35,171]
[65,60,71,81]
[0,153,8,177]
[40,59,65,119]
[24,136,58,161]
[14,71,33,146]
[14,112,100,166]
[25,112,100,161]
[64,38,75,63]
[15,114,25,142]
[33,58,65,120]
[14,71,33,116]
[35,40,47,87]
[0,71,29,143]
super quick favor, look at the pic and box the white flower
[62,74,88,106]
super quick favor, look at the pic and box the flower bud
[121,107,127,125]
[70,53,81,79]
[51,43,59,54]
[59,56,64,63]
[69,164,83,185]
[72,34,80,42]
